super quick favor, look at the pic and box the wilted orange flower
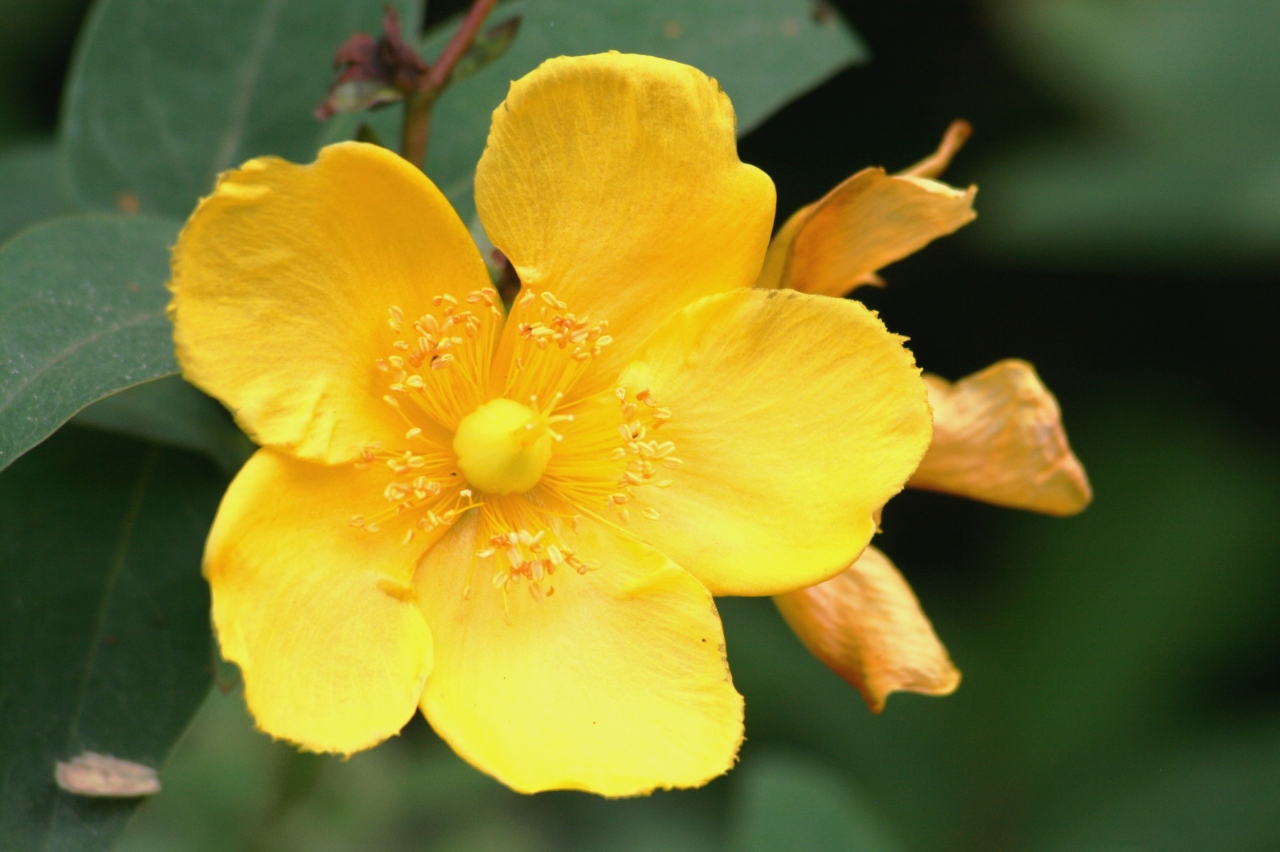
[761,122,1092,711]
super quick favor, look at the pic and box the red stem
[424,0,498,92]
[400,0,498,168]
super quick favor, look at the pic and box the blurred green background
[2,0,1278,850]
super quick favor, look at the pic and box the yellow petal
[757,171,975,297]
[169,142,492,463]
[617,289,933,596]
[774,546,960,712]
[206,449,433,755]
[910,359,1092,516]
[475,53,775,397]
[415,511,743,796]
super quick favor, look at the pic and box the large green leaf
[0,425,226,851]
[0,212,180,472]
[59,0,416,219]
[326,0,867,220]
[74,376,256,477]
[0,139,75,244]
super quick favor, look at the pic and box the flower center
[453,396,572,495]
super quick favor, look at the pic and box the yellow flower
[762,123,1092,711]
[167,53,934,796]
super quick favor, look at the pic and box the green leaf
[0,425,227,851]
[977,0,1280,266]
[73,376,256,477]
[58,0,418,219]
[0,138,75,245]
[325,0,867,220]
[448,14,522,84]
[0,212,181,472]
[1039,723,1280,851]
[727,751,906,852]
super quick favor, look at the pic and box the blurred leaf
[0,425,226,851]
[726,751,906,852]
[978,0,1280,266]
[715,593,964,852]
[990,394,1280,776]
[116,692,551,852]
[1039,723,1280,852]
[325,0,867,220]
[0,212,180,472]
[59,0,418,219]
[0,138,75,244]
[74,376,256,477]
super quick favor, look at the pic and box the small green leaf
[325,0,867,220]
[0,212,181,472]
[727,751,906,852]
[448,14,523,84]
[353,121,385,147]
[0,138,75,245]
[58,0,418,219]
[0,425,226,851]
[74,376,256,477]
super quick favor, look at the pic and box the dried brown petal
[756,122,977,296]
[54,752,160,797]
[774,546,960,712]
[899,119,972,179]
[910,359,1092,516]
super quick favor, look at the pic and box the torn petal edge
[774,546,960,712]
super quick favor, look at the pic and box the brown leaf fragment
[774,546,960,712]
[54,752,160,797]
[910,359,1092,516]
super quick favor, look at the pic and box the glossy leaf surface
[0,213,181,472]
[0,426,225,851]
[0,139,74,244]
